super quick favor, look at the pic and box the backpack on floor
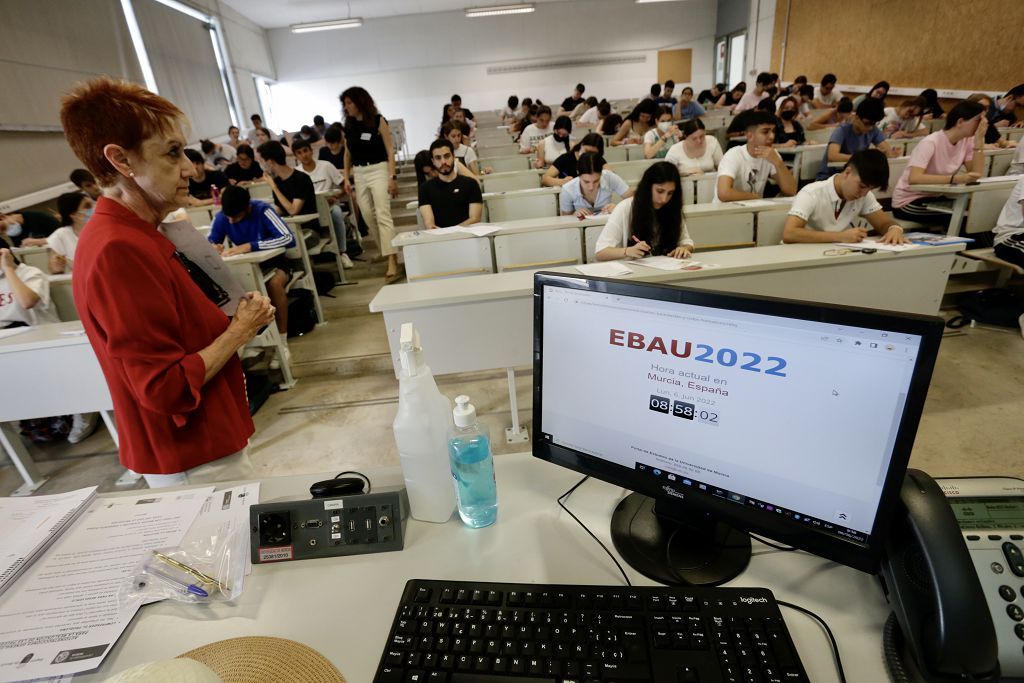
[287,289,317,337]
[950,288,1024,329]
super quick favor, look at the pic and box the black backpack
[287,289,317,337]
[949,288,1024,329]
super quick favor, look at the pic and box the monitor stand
[610,493,751,586]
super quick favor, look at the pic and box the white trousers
[142,447,254,488]
[352,162,396,256]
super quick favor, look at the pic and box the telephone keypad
[1008,604,1024,623]
[1000,586,1017,602]
[1015,624,1024,641]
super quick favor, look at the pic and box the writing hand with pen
[625,235,651,259]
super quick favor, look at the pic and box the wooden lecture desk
[73,453,892,683]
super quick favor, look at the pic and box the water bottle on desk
[448,395,498,528]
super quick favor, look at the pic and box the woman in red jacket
[60,78,275,488]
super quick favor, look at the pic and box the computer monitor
[532,273,944,585]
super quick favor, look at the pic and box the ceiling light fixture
[290,18,363,33]
[465,3,536,18]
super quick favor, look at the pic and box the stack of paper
[631,256,701,271]
[575,262,634,277]
[834,240,918,252]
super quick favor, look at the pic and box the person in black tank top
[341,86,401,282]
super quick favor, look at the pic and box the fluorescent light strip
[291,18,363,33]
[465,3,536,17]
[119,0,159,92]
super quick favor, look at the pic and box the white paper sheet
[629,256,696,271]
[159,211,246,316]
[0,329,30,341]
[732,199,789,208]
[420,227,464,237]
[975,175,1017,184]
[0,488,97,597]
[0,487,213,682]
[835,239,918,252]
[458,224,502,237]
[574,262,634,277]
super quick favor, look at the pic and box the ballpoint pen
[152,551,229,592]
[141,564,210,598]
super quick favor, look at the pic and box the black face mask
[780,110,797,121]
[554,134,570,143]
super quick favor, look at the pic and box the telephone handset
[879,469,1000,682]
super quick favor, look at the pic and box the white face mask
[5,222,22,238]
[658,121,671,133]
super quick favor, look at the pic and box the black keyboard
[373,579,809,683]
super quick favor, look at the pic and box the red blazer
[73,198,254,474]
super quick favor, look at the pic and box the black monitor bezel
[532,272,945,574]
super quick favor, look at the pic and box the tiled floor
[2,257,1023,497]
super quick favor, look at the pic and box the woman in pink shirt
[892,100,988,226]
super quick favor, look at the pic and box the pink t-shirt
[892,131,975,208]
[734,89,767,113]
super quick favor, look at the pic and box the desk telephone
[880,470,1024,682]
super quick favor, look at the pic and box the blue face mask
[5,221,22,238]
[83,206,94,221]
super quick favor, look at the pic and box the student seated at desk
[852,81,890,109]
[779,75,807,98]
[665,119,723,176]
[735,72,773,113]
[245,114,275,146]
[69,168,101,200]
[536,116,573,168]
[597,110,622,137]
[655,80,678,109]
[558,83,586,116]
[292,138,353,268]
[697,83,726,108]
[783,150,908,245]
[209,185,295,342]
[0,209,61,248]
[714,111,798,203]
[226,125,242,149]
[967,93,1019,149]
[0,248,59,326]
[992,176,1024,270]
[1009,143,1024,175]
[443,121,486,176]
[892,100,988,226]
[501,95,519,125]
[417,140,483,230]
[993,84,1024,127]
[717,83,746,111]
[519,105,553,154]
[575,97,600,126]
[674,87,706,121]
[775,97,806,147]
[816,99,896,180]
[880,97,927,139]
[184,149,227,206]
[48,192,94,274]
[543,133,605,187]
[919,89,944,120]
[200,138,236,170]
[595,162,693,261]
[224,145,263,186]
[413,149,476,187]
[257,140,322,245]
[806,97,853,130]
[643,107,682,159]
[559,153,633,218]
[318,125,346,169]
[611,99,657,146]
[813,73,844,109]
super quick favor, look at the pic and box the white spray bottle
[392,323,456,523]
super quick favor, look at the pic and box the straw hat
[104,637,346,683]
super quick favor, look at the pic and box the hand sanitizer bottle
[392,323,456,523]
[448,395,498,528]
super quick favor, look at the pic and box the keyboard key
[414,587,432,603]
[451,676,556,683]
[405,671,427,682]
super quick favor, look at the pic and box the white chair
[902,138,923,156]
[625,145,648,162]
[186,205,214,227]
[12,247,48,272]
[755,210,789,246]
[249,183,273,201]
[282,215,326,325]
[494,229,582,272]
[48,276,79,321]
[403,238,495,282]
[804,128,833,145]
[875,157,910,201]
[990,153,1013,178]
[477,143,519,158]
[695,174,718,204]
[799,147,826,182]
[612,160,657,186]
[686,212,755,249]
[683,178,696,205]
[584,225,605,263]
[602,147,628,163]
[480,155,532,173]
[482,171,542,193]
[964,186,1014,234]
[314,193,347,284]
[485,191,559,222]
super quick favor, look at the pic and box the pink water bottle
[211,186,221,206]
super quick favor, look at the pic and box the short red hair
[60,78,185,185]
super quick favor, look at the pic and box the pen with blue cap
[140,563,209,598]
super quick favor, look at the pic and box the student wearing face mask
[48,192,94,274]
[558,153,634,218]
[611,99,658,146]
[643,106,682,159]
[665,119,724,176]
[536,116,574,168]
[775,97,806,147]
[542,133,605,186]
[0,210,61,248]
[714,111,798,203]
[595,162,694,261]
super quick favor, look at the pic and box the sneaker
[68,412,100,444]
[340,253,354,268]
[269,345,291,370]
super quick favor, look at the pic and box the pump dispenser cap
[453,394,477,428]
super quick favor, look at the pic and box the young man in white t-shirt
[879,97,927,139]
[783,149,909,245]
[519,106,553,153]
[292,138,353,268]
[813,74,843,108]
[714,111,798,203]
[0,249,60,327]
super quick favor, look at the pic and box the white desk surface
[0,320,87,355]
[74,453,889,683]
[221,247,286,264]
[685,198,793,217]
[393,215,611,247]
[370,242,960,313]
[912,177,1020,194]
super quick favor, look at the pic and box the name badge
[360,133,372,141]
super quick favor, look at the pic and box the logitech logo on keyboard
[740,596,769,604]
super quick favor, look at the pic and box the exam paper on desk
[835,239,919,252]
[575,262,634,277]
[0,487,213,682]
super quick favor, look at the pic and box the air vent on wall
[487,55,646,75]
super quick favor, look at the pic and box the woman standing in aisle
[341,87,401,283]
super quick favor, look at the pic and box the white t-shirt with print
[47,226,80,265]
[814,86,844,106]
[595,197,694,254]
[788,178,882,232]
[519,123,551,152]
[0,263,59,327]
[665,137,724,175]
[542,135,572,165]
[300,160,343,193]
[714,145,778,203]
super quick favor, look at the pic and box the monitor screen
[533,273,944,579]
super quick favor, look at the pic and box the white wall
[265,0,717,151]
